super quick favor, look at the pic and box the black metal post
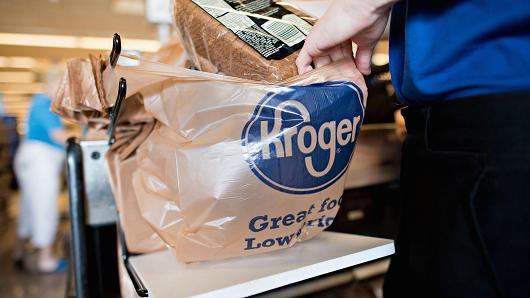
[66,138,88,298]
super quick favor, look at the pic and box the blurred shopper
[13,70,71,273]
[0,92,6,114]
[298,0,530,297]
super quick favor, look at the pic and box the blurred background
[0,1,168,297]
[0,0,168,135]
[0,1,399,297]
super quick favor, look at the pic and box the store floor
[0,192,68,298]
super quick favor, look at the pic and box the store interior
[0,1,405,297]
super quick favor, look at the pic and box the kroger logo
[242,82,364,194]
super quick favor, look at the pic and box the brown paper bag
[107,55,367,262]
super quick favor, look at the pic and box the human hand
[296,0,396,75]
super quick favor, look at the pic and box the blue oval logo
[242,81,365,194]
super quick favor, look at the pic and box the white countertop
[129,232,394,298]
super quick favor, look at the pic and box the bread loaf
[173,0,313,82]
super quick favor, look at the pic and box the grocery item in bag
[173,0,315,82]
[108,55,367,262]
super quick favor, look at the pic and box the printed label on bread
[191,0,312,60]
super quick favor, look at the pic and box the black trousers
[384,92,530,298]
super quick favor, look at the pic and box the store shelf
[128,232,394,298]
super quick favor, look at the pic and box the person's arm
[50,129,74,144]
[296,0,398,75]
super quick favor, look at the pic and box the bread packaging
[173,0,315,82]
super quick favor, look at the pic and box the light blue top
[26,93,64,150]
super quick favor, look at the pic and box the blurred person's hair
[43,64,63,99]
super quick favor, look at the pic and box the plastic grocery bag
[104,95,166,253]
[104,54,367,262]
[52,41,188,254]
[52,55,108,125]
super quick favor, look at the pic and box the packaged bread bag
[103,54,367,262]
[173,0,315,82]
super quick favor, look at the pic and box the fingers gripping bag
[106,55,367,262]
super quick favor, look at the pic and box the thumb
[355,45,375,75]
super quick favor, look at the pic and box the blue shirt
[390,0,530,106]
[26,93,65,149]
